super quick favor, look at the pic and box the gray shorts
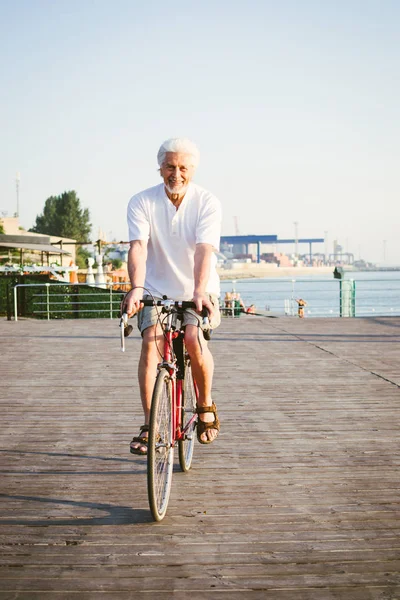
[137,295,221,335]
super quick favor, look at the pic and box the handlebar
[140,298,208,316]
[119,298,211,352]
[140,299,210,332]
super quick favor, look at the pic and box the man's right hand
[121,288,143,318]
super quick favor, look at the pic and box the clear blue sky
[1,0,399,263]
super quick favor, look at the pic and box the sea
[220,270,400,318]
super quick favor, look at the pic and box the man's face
[160,152,195,196]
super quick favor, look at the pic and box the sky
[0,0,399,264]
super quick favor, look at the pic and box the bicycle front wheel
[178,357,197,472]
[147,368,174,521]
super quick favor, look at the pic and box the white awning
[0,242,71,254]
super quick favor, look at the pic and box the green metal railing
[9,277,400,320]
[13,282,131,321]
[220,277,400,318]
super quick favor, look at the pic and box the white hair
[157,138,200,168]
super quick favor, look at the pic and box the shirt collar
[162,182,193,210]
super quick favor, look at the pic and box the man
[122,138,222,455]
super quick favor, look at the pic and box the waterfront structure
[220,234,324,263]
[0,217,76,265]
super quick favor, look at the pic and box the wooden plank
[1,315,400,598]
[0,589,399,600]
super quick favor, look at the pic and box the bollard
[86,257,95,286]
[95,253,106,289]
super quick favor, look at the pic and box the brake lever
[201,307,212,341]
[119,313,133,352]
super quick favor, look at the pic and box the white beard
[165,182,188,195]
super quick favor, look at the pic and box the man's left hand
[193,292,214,321]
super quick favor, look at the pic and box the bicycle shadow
[0,493,152,525]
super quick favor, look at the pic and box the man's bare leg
[184,324,218,443]
[131,325,163,453]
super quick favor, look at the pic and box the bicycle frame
[120,295,208,447]
[158,309,198,445]
[121,296,209,520]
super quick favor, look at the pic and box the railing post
[291,279,296,316]
[109,284,113,319]
[340,279,355,317]
[45,283,50,320]
[6,282,11,321]
[13,285,18,322]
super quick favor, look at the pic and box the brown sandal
[196,402,220,445]
[130,425,149,455]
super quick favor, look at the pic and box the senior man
[122,138,222,455]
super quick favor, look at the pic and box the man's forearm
[194,243,212,294]
[128,241,147,289]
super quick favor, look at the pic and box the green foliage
[76,246,92,269]
[0,274,52,317]
[0,275,123,319]
[30,190,91,241]
[0,220,4,234]
[111,258,123,270]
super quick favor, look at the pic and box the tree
[31,190,91,241]
[75,246,92,269]
[0,220,4,234]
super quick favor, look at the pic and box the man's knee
[184,325,203,355]
[141,326,162,355]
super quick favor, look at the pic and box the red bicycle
[121,297,210,521]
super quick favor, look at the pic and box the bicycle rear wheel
[147,368,174,521]
[178,357,197,472]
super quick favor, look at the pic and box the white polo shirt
[127,182,221,300]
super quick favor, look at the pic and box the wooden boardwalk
[0,315,400,599]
